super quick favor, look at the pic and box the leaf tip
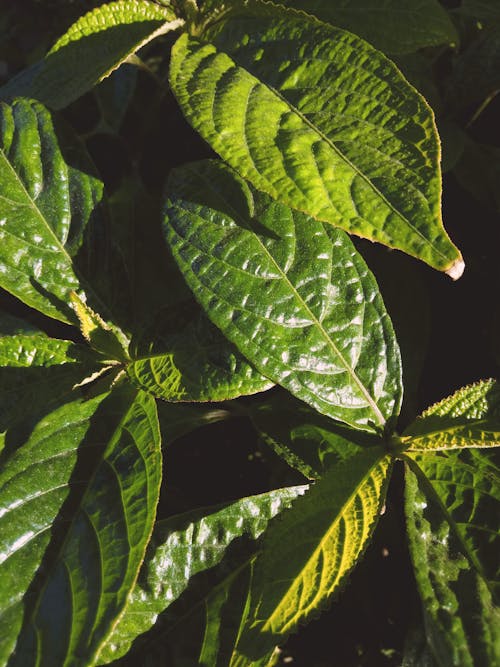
[445,257,465,281]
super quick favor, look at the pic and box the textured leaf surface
[404,450,500,666]
[236,448,392,660]
[0,1,181,110]
[169,13,463,274]
[0,332,98,438]
[272,0,458,54]
[163,160,402,432]
[98,486,306,664]
[0,99,104,323]
[250,391,378,479]
[127,301,273,401]
[3,387,162,667]
[403,380,500,451]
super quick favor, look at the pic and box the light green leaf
[269,0,459,54]
[404,449,500,666]
[250,391,377,479]
[235,447,392,661]
[2,387,162,667]
[163,160,402,432]
[0,1,182,110]
[169,11,463,275]
[0,98,104,324]
[0,332,99,439]
[402,380,500,451]
[127,300,273,401]
[98,486,307,664]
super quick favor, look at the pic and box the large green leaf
[269,0,458,54]
[1,387,162,667]
[234,447,392,662]
[404,449,500,666]
[98,485,306,664]
[402,380,500,451]
[0,98,104,323]
[250,391,378,479]
[127,301,273,401]
[163,160,402,433]
[0,332,99,440]
[169,9,463,276]
[0,1,181,110]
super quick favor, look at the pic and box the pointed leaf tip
[445,257,465,280]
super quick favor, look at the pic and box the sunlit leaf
[170,7,463,275]
[163,160,402,432]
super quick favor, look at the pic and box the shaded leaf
[156,400,232,446]
[235,447,392,662]
[249,391,378,479]
[454,135,500,213]
[170,9,463,275]
[460,1,500,25]
[403,380,500,451]
[94,64,138,134]
[98,486,307,664]
[128,301,273,402]
[270,0,458,54]
[0,98,104,323]
[0,0,181,110]
[404,449,500,666]
[163,160,402,432]
[3,387,162,666]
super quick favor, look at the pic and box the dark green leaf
[461,1,500,25]
[0,99,104,323]
[2,387,162,666]
[454,135,500,213]
[404,449,500,666]
[163,160,402,432]
[170,10,463,275]
[127,301,273,401]
[98,486,306,664]
[0,0,181,110]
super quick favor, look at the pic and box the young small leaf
[163,160,402,432]
[404,450,500,666]
[403,380,500,451]
[3,387,162,667]
[169,10,463,275]
[0,1,182,110]
[98,486,307,664]
[0,99,104,324]
[235,447,392,661]
[127,301,273,401]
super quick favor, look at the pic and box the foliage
[0,1,498,665]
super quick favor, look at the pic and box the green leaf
[156,400,232,446]
[0,98,104,324]
[0,332,99,439]
[461,1,500,25]
[402,380,500,451]
[93,64,138,134]
[404,449,500,666]
[163,160,402,432]
[0,1,182,110]
[98,486,307,664]
[269,0,459,54]
[127,301,273,402]
[169,11,463,276]
[249,391,378,479]
[2,387,162,666]
[235,447,392,661]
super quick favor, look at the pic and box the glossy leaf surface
[163,160,402,432]
[405,450,500,666]
[0,1,181,110]
[272,0,458,54]
[0,99,104,323]
[403,380,500,451]
[235,448,392,661]
[127,301,273,401]
[98,486,306,664]
[170,13,463,275]
[3,387,162,667]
